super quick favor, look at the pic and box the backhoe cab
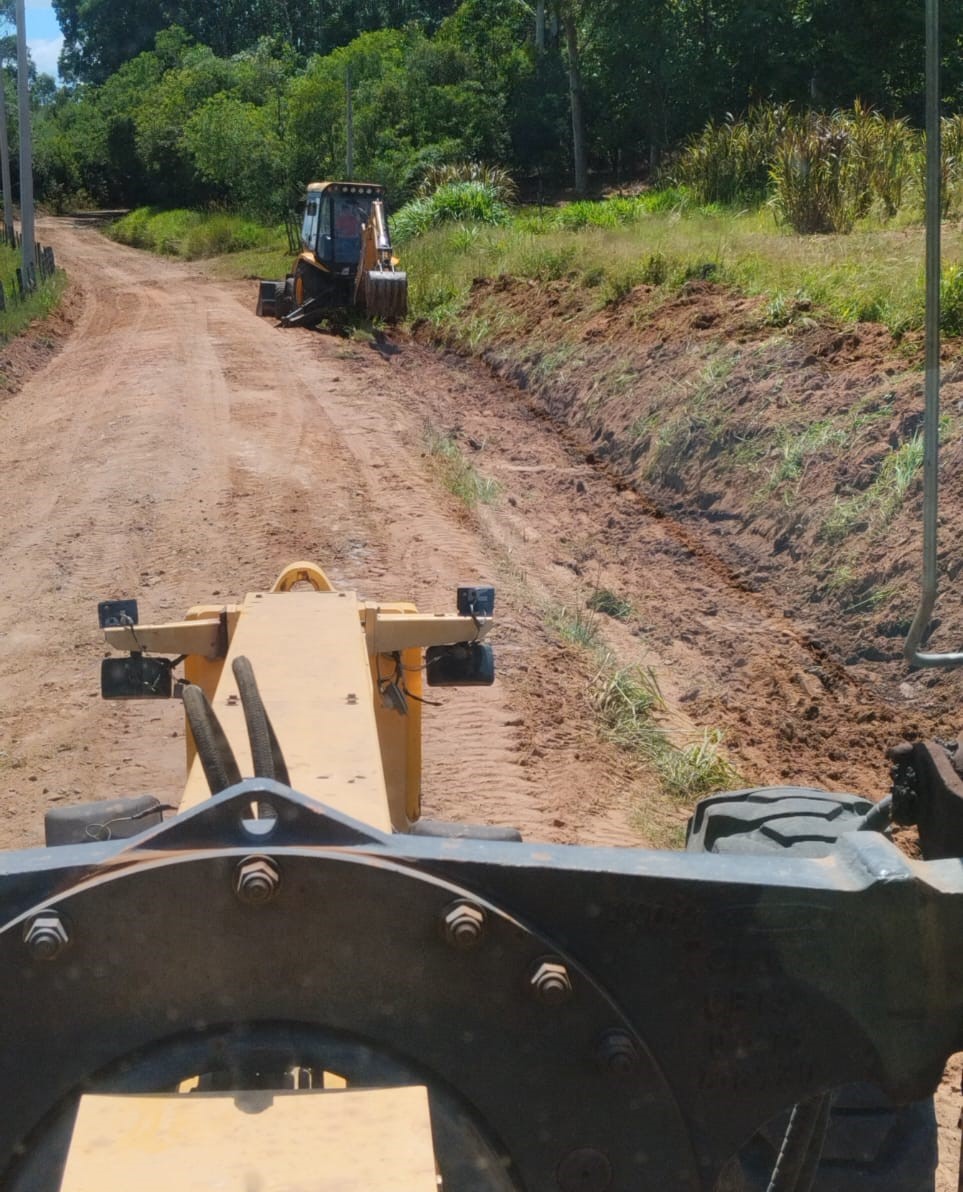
[256,181,408,326]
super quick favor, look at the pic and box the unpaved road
[0,216,959,1186]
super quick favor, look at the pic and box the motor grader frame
[1,561,962,1190]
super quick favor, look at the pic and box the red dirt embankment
[440,273,963,737]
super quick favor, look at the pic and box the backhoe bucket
[256,280,281,318]
[363,270,408,321]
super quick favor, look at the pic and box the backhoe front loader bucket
[363,270,408,321]
[255,280,281,318]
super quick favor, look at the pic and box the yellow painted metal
[182,605,242,774]
[271,560,334,593]
[364,602,423,825]
[60,1087,438,1191]
[102,564,492,831]
[102,618,224,660]
[182,589,392,830]
[306,179,383,193]
[364,609,490,653]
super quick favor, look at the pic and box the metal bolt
[442,900,486,950]
[556,1148,612,1192]
[234,856,280,905]
[529,959,573,1006]
[24,911,69,960]
[596,1029,640,1075]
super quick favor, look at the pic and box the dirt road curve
[0,217,959,1184]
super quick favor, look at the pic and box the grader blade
[363,269,408,320]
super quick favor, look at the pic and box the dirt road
[0,217,958,1184]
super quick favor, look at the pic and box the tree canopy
[23,0,963,211]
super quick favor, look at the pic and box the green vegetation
[590,656,740,804]
[0,245,65,344]
[392,181,511,244]
[110,208,284,259]
[424,424,499,507]
[586,587,633,620]
[655,729,741,801]
[549,604,602,649]
[541,591,741,808]
[21,0,963,218]
[398,192,958,341]
[820,432,925,544]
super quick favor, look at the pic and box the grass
[110,208,285,262]
[590,656,741,803]
[99,190,953,344]
[768,421,849,492]
[403,202,939,343]
[549,603,603,648]
[542,587,742,808]
[586,587,633,620]
[820,431,924,543]
[424,424,499,506]
[0,246,66,343]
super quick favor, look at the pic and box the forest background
[0,0,958,216]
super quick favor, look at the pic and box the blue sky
[24,1,64,79]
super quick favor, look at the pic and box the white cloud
[28,34,62,77]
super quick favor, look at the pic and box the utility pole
[0,63,12,245]
[14,0,33,287]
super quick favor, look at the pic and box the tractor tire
[293,261,314,308]
[689,788,938,1192]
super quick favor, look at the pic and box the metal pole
[14,0,34,288]
[345,67,353,181]
[904,0,963,666]
[0,64,13,245]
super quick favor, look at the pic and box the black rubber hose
[182,684,242,795]
[858,795,893,833]
[766,1094,832,1192]
[231,656,290,785]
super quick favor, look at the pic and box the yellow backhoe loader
[256,181,408,326]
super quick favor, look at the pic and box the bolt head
[557,1148,612,1192]
[596,1029,640,1075]
[234,857,280,905]
[442,901,486,950]
[24,911,69,960]
[530,959,573,1006]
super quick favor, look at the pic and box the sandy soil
[0,217,958,1187]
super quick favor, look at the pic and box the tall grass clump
[417,161,517,202]
[675,105,790,205]
[392,181,511,243]
[677,103,919,231]
[769,112,868,234]
[934,114,963,216]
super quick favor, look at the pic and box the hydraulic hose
[857,795,893,833]
[231,655,290,785]
[182,684,242,795]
